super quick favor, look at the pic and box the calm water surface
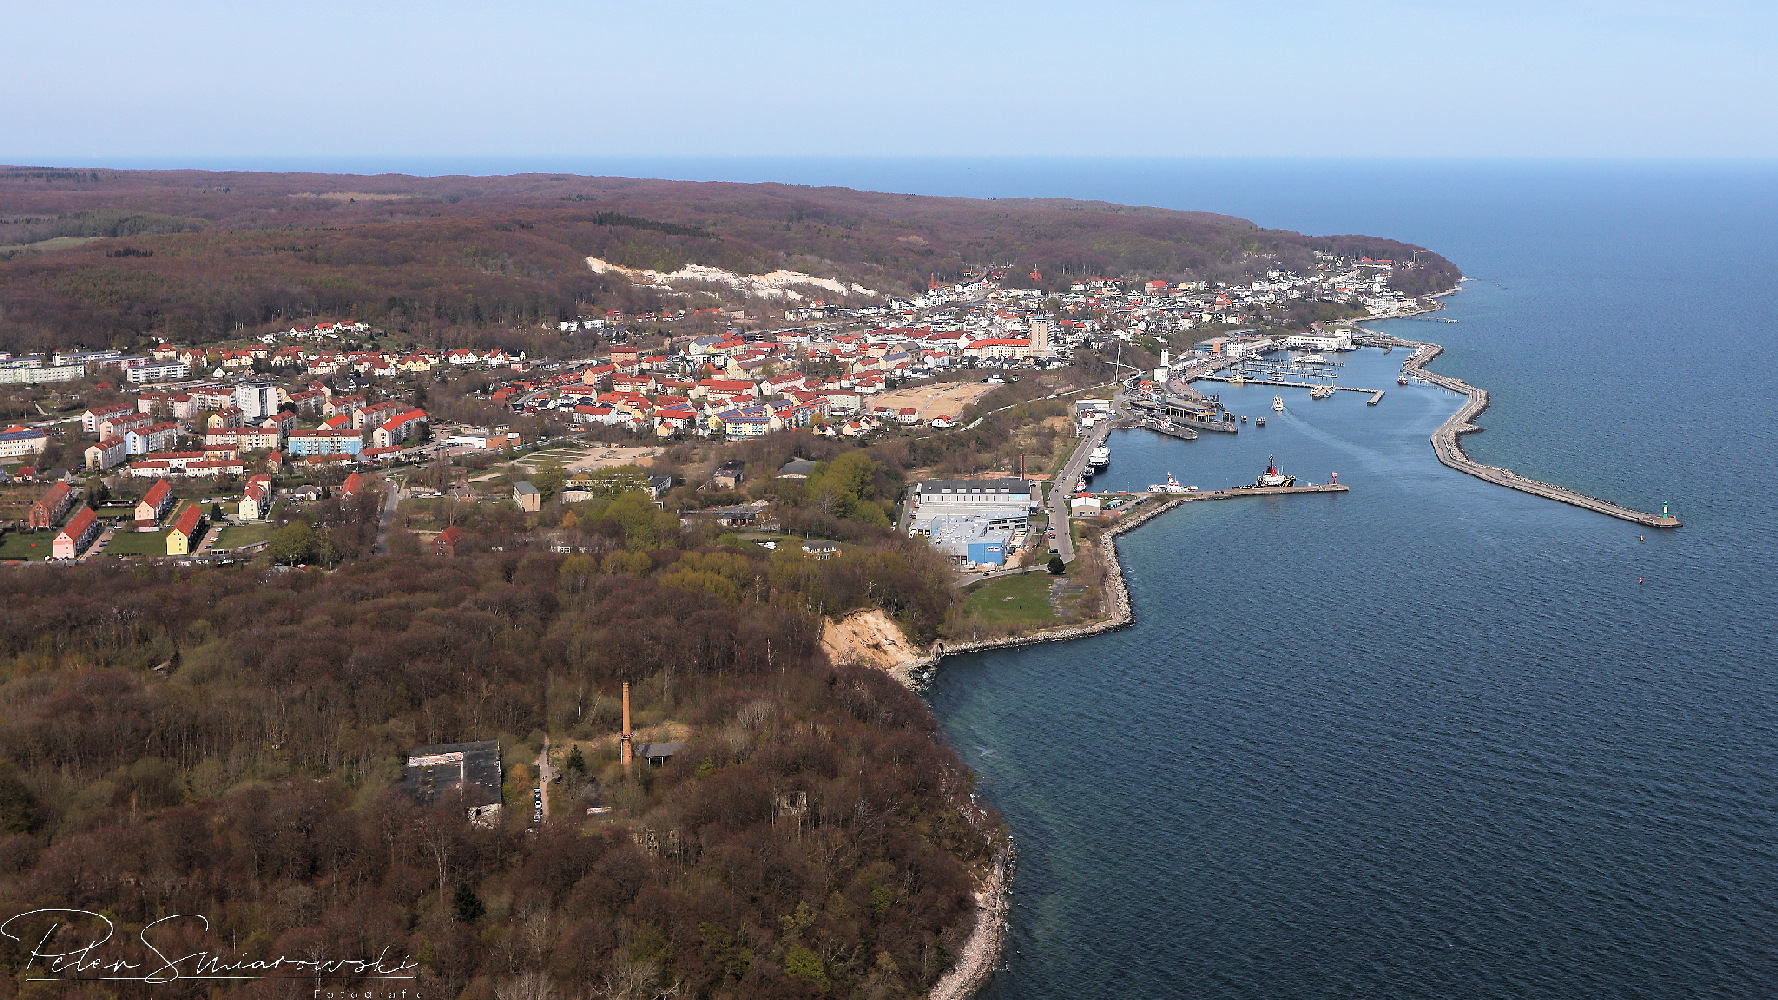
[916,163,1778,998]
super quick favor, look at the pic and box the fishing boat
[1253,456,1296,488]
[1398,374,1410,386]
[1148,473,1190,494]
[1310,384,1334,399]
[1272,395,1284,411]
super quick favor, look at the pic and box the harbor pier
[1377,333,1682,528]
[1144,482,1350,502]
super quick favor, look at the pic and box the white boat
[1088,445,1110,470]
[1310,385,1334,400]
[1272,395,1284,411]
[1149,473,1190,494]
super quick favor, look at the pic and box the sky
[4,0,1777,162]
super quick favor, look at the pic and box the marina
[1200,373,1385,396]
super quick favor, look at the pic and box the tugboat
[1253,456,1296,488]
[1272,395,1284,411]
[1398,373,1410,386]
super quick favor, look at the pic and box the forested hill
[0,166,1460,352]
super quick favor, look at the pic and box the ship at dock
[1254,456,1296,488]
[1087,445,1110,472]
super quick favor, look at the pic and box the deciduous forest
[0,167,1460,353]
[0,519,987,1000]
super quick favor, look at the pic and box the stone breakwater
[1385,335,1682,529]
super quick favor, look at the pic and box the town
[0,250,1432,566]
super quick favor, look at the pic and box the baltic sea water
[913,162,1778,998]
[101,155,1778,996]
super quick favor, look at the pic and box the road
[373,481,402,554]
[536,736,555,823]
[1048,420,1112,564]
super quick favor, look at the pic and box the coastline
[928,841,1015,1000]
[907,494,1186,1000]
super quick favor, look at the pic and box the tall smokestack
[620,682,633,767]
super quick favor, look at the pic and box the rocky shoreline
[928,841,1015,1000]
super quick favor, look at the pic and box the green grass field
[102,527,171,556]
[213,522,273,549]
[0,531,52,561]
[961,571,1061,629]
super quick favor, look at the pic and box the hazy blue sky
[5,0,1776,160]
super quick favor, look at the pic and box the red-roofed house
[371,409,428,449]
[135,479,174,529]
[52,507,100,560]
[84,435,124,472]
[166,504,205,556]
[29,481,74,530]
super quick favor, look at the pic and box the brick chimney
[620,681,633,768]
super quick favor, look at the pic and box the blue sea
[85,155,1778,996]
[912,161,1778,999]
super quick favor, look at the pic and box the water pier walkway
[1141,482,1349,502]
[1378,333,1681,528]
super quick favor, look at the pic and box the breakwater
[1147,482,1348,502]
[1378,333,1682,529]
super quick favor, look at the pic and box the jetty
[1131,417,1198,442]
[1144,482,1349,502]
[1378,333,1681,528]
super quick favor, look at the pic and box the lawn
[102,527,171,556]
[960,571,1061,630]
[213,522,274,549]
[0,531,52,561]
